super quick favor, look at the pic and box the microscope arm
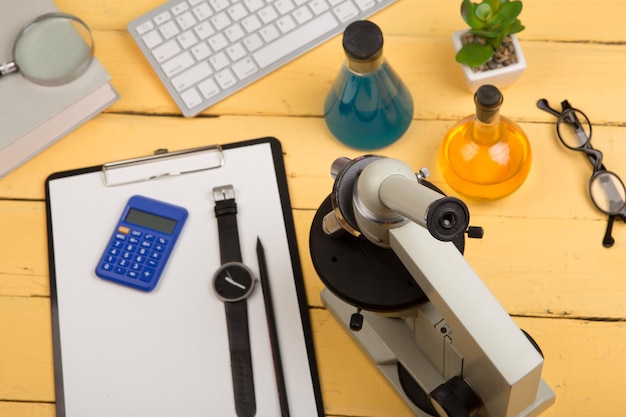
[389,222,544,417]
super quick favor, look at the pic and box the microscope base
[321,288,556,417]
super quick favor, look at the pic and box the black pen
[256,237,290,417]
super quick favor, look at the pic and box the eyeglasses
[537,98,626,248]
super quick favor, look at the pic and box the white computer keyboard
[128,0,397,117]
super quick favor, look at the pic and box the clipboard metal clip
[101,145,225,187]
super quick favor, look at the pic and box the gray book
[0,0,119,178]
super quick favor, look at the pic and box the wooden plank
[3,295,626,417]
[0,403,55,417]
[79,30,626,123]
[3,113,625,222]
[0,297,55,403]
[52,0,626,43]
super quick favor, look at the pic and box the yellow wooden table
[3,0,626,416]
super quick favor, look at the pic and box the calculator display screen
[125,208,177,234]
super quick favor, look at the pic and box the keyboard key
[355,0,375,10]
[259,24,279,43]
[225,23,245,42]
[258,5,278,24]
[293,6,313,23]
[227,3,248,21]
[215,69,237,89]
[152,40,182,63]
[274,0,295,15]
[162,51,195,77]
[142,30,164,49]
[171,61,213,91]
[208,33,229,51]
[178,31,199,49]
[232,57,258,80]
[244,0,264,13]
[160,20,181,39]
[171,1,190,15]
[309,0,329,14]
[241,14,262,33]
[209,0,230,11]
[333,1,359,21]
[243,33,263,52]
[191,41,212,60]
[211,12,231,30]
[253,11,338,68]
[154,11,172,25]
[276,15,296,33]
[177,11,198,30]
[209,51,230,70]
[194,20,215,39]
[226,43,246,61]
[198,78,221,98]
[193,2,214,20]
[136,20,155,35]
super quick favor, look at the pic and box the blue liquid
[324,62,414,150]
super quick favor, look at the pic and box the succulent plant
[456,0,525,68]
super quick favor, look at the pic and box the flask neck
[472,113,501,145]
[472,91,503,144]
[346,53,385,74]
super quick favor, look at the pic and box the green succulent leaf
[461,0,484,29]
[475,3,493,21]
[455,42,494,67]
[498,1,523,24]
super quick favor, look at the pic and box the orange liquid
[438,115,532,200]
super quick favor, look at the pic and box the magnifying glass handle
[0,62,18,76]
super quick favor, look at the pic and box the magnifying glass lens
[13,13,93,85]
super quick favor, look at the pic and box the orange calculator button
[118,226,131,234]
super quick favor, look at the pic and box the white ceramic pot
[452,29,527,92]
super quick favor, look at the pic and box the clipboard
[45,137,325,417]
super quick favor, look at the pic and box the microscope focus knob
[427,376,481,417]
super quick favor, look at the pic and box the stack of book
[0,0,119,178]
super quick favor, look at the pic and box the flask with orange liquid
[438,84,531,200]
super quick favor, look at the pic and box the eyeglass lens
[590,171,626,215]
[556,109,592,149]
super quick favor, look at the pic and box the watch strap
[225,300,256,417]
[214,192,242,264]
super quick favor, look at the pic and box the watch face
[213,262,255,301]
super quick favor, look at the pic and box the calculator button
[122,251,133,259]
[114,266,127,275]
[128,270,139,279]
[147,259,158,268]
[135,255,146,263]
[141,241,152,248]
[129,237,139,244]
[131,263,142,270]
[102,262,114,271]
[109,248,120,256]
[154,244,165,252]
[150,252,162,260]
[119,259,129,267]
[131,229,142,237]
[118,226,130,234]
[144,234,155,241]
[158,237,167,245]
[140,268,156,282]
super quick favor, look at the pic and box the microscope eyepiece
[426,196,470,242]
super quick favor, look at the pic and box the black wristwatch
[212,185,257,417]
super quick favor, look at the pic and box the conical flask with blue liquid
[324,20,413,150]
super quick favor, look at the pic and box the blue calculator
[96,195,188,292]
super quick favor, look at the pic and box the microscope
[309,155,555,417]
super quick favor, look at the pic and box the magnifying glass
[0,12,94,86]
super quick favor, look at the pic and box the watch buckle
[213,185,235,202]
